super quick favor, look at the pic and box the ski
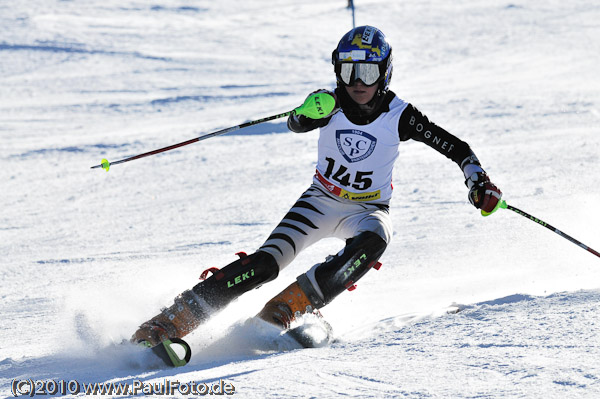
[140,338,192,368]
[239,312,334,351]
[283,313,334,348]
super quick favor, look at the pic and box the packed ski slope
[1,0,600,397]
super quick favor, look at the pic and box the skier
[132,25,502,347]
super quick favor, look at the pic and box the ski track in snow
[1,0,600,397]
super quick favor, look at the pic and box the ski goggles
[338,63,381,86]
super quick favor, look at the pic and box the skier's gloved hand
[466,171,502,216]
[294,89,339,120]
[288,90,339,133]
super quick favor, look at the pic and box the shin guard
[132,251,279,346]
[297,231,387,308]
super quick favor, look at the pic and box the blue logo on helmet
[336,129,377,163]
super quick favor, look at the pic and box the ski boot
[257,280,332,348]
[131,251,279,366]
[256,231,386,347]
[130,289,209,347]
[257,281,321,330]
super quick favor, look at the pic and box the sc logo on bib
[336,129,377,163]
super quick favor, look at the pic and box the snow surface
[1,0,600,397]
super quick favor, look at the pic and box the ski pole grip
[481,199,506,217]
[294,92,337,119]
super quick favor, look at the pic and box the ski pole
[91,92,336,171]
[499,200,600,259]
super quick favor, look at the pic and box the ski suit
[130,89,488,349]
[259,89,484,270]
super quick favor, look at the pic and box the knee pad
[191,250,279,311]
[297,231,387,308]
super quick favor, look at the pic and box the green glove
[294,91,338,119]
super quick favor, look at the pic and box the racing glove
[466,171,503,216]
[288,90,339,133]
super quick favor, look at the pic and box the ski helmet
[332,26,393,91]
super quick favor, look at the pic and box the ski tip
[150,338,192,368]
[446,305,462,314]
[286,316,334,349]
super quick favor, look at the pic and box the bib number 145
[323,157,373,190]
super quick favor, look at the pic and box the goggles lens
[339,63,381,86]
